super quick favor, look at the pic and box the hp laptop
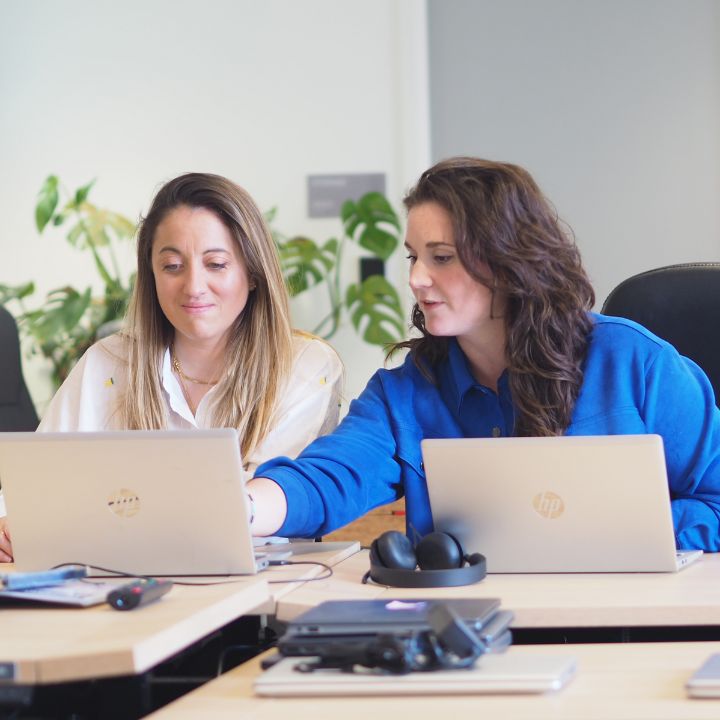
[0,429,263,576]
[422,434,702,573]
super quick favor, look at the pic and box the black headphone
[363,530,486,588]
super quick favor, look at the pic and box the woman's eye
[207,262,228,271]
[405,254,417,264]
[434,255,452,264]
[162,263,181,272]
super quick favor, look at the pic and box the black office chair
[0,305,39,430]
[601,262,720,401]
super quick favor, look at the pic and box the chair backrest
[601,262,720,401]
[0,306,39,431]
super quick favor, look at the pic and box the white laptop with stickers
[0,429,263,575]
[422,434,702,573]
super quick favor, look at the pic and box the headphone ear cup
[371,530,417,571]
[465,552,485,567]
[415,531,464,571]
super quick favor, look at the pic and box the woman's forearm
[247,477,288,536]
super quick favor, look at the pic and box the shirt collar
[447,338,478,401]
[162,347,195,424]
[442,338,511,411]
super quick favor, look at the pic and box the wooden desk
[257,540,361,613]
[0,543,361,717]
[275,550,720,634]
[146,642,720,719]
[0,577,270,684]
[0,542,360,685]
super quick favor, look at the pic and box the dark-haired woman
[247,157,720,551]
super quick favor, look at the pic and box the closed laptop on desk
[0,429,261,576]
[422,434,701,573]
[254,653,577,696]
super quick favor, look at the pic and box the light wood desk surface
[256,540,361,613]
[275,549,720,629]
[147,642,720,720]
[0,577,269,685]
[0,542,360,686]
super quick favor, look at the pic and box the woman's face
[151,205,252,348]
[405,201,502,343]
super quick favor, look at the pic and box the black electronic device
[107,578,173,610]
[278,601,513,658]
[288,602,487,674]
[284,597,500,636]
[364,530,486,588]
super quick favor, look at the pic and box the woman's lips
[420,299,442,310]
[182,304,213,314]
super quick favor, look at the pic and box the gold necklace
[171,351,219,386]
[175,372,197,415]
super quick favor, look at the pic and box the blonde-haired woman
[0,172,342,561]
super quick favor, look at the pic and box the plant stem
[327,233,347,336]
[76,213,116,286]
[106,236,123,285]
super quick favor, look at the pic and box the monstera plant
[1,178,405,391]
[273,191,405,345]
[0,176,136,387]
[269,192,405,345]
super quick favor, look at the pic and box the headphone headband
[366,553,486,588]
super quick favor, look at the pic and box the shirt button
[492,427,502,438]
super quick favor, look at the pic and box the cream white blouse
[0,332,343,517]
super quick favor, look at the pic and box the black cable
[215,643,259,676]
[265,560,333,584]
[51,560,333,586]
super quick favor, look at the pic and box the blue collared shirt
[258,314,720,550]
[439,340,515,439]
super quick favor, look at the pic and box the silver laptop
[422,434,702,573]
[0,429,263,576]
[254,653,577,696]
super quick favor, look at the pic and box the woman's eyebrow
[155,246,232,255]
[403,240,454,249]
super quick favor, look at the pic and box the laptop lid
[0,429,260,576]
[253,653,577,696]
[422,434,700,573]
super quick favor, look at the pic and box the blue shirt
[258,314,720,550]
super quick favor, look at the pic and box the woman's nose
[183,263,206,296]
[409,260,431,290]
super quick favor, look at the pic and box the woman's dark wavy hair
[394,157,595,437]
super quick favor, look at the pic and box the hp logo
[532,491,564,519]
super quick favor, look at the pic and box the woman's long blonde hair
[122,172,294,458]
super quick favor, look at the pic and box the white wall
[428,0,720,306]
[0,0,430,413]
[10,0,710,417]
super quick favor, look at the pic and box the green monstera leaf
[23,286,92,344]
[276,236,339,296]
[35,175,59,232]
[0,282,35,305]
[346,274,405,345]
[341,192,401,261]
